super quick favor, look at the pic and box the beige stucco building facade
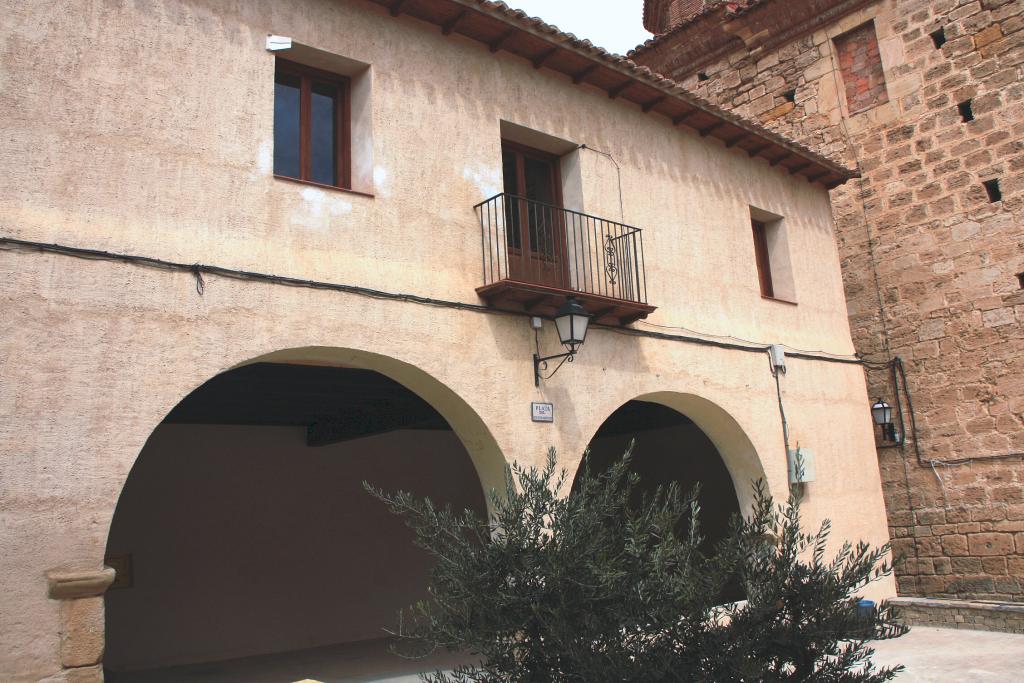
[2,0,894,680]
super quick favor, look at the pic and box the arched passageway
[103,360,495,680]
[576,399,746,598]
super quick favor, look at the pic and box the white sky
[505,0,652,56]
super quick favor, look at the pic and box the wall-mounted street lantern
[871,398,897,442]
[534,297,591,386]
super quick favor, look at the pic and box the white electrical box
[769,344,787,372]
[787,448,816,483]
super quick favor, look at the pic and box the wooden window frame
[751,219,775,299]
[274,59,352,190]
[500,140,569,288]
[500,140,564,208]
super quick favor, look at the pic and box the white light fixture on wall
[534,297,591,386]
[871,398,897,442]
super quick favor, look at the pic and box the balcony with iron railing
[475,194,656,326]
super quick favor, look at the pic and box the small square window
[930,27,947,49]
[697,72,710,82]
[274,59,351,189]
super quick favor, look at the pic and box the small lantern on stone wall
[871,398,897,442]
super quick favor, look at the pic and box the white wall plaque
[531,402,554,423]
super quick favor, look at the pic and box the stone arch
[632,391,768,514]
[578,391,767,517]
[100,345,506,677]
[105,344,508,534]
[575,392,766,602]
[237,345,508,505]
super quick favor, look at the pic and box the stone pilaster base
[42,567,116,682]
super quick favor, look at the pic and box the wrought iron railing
[475,193,649,305]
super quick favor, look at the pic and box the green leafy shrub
[367,446,906,682]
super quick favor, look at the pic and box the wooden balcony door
[501,141,568,289]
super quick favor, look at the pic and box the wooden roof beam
[673,109,702,126]
[725,133,749,148]
[441,9,468,35]
[389,0,407,17]
[607,80,633,100]
[788,161,812,174]
[489,29,516,53]
[804,168,830,183]
[572,64,599,85]
[699,121,725,137]
[642,95,666,113]
[532,47,559,70]
[746,143,771,157]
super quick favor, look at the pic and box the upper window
[501,140,563,257]
[834,21,889,115]
[751,219,775,299]
[274,59,351,189]
[750,208,796,303]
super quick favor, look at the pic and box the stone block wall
[634,0,1024,601]
[669,0,709,27]
[645,0,711,34]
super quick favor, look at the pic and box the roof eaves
[369,0,857,185]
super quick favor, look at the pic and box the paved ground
[105,639,468,683]
[110,627,1024,682]
[870,626,1024,682]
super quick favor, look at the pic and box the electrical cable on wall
[769,350,791,452]
[637,319,861,361]
[0,236,867,367]
[577,145,622,224]
[822,33,895,362]
[866,355,1024,467]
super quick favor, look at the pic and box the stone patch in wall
[835,20,890,114]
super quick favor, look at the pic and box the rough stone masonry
[634,0,1024,601]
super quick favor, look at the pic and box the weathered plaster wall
[0,0,892,679]
[634,0,1024,601]
[1,0,859,354]
[0,250,892,680]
